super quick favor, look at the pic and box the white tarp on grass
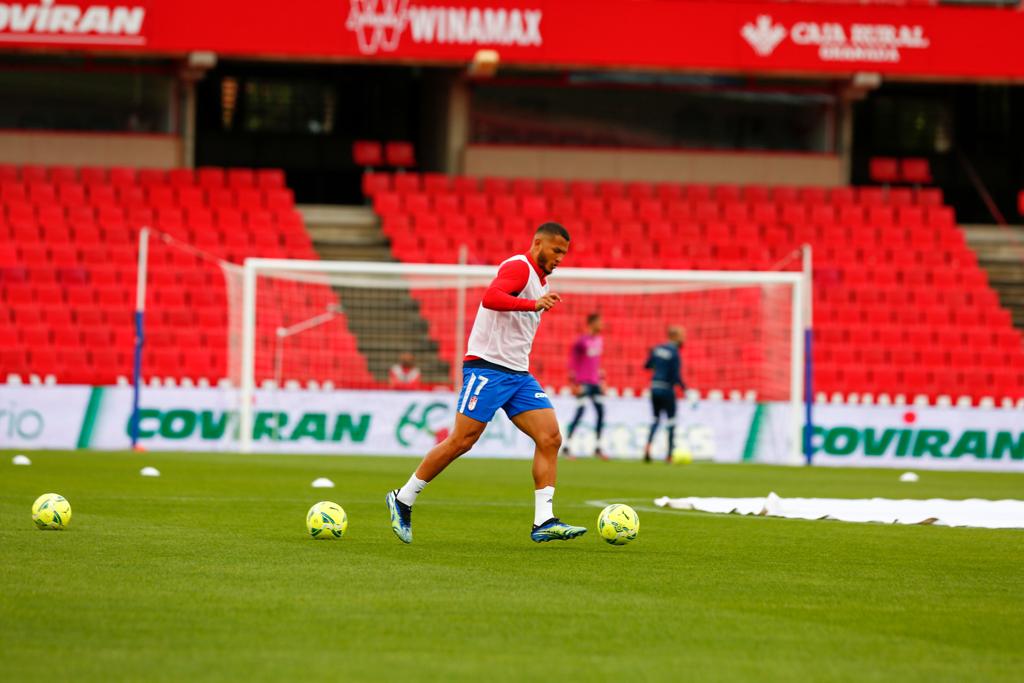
[654,493,1024,529]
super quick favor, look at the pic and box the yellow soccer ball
[32,493,72,530]
[306,501,348,540]
[597,503,639,546]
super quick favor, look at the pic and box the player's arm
[568,338,582,384]
[480,261,560,312]
[673,353,687,391]
[643,349,654,371]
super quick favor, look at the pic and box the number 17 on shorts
[456,367,552,423]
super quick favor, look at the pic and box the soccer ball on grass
[306,501,348,540]
[32,493,72,530]
[597,503,639,545]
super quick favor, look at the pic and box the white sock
[534,486,555,526]
[397,474,427,507]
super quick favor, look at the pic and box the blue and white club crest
[468,396,478,411]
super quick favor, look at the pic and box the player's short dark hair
[536,222,570,241]
[586,312,601,325]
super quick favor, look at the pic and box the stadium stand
[369,172,1024,403]
[4,164,1023,402]
[0,165,375,388]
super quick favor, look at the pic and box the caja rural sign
[741,14,929,64]
[3,1,1024,79]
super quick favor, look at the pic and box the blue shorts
[651,389,677,419]
[456,367,553,423]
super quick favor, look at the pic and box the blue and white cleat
[385,489,413,544]
[530,517,587,543]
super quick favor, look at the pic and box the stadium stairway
[299,205,391,262]
[299,204,451,385]
[963,224,1024,330]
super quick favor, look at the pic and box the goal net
[226,259,809,459]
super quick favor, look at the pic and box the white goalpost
[230,258,810,460]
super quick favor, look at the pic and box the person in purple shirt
[563,312,608,460]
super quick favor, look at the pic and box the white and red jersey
[389,364,421,387]
[465,253,548,372]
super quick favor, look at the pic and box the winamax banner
[1,1,1024,79]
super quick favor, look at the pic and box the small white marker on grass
[140,466,161,477]
[899,472,919,483]
[311,477,335,488]
[12,454,31,466]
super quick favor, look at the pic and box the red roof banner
[1,0,1022,79]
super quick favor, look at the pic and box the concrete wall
[464,145,845,187]
[0,131,183,168]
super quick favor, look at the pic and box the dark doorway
[852,82,1024,224]
[195,61,424,205]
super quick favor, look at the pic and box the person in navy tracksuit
[644,326,686,463]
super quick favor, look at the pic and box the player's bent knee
[452,428,484,455]
[536,429,562,454]
[455,436,478,455]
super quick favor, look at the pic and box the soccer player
[385,223,587,544]
[643,325,687,463]
[563,312,607,460]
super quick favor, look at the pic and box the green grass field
[2,451,1023,682]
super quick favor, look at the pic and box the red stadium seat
[138,169,166,187]
[900,158,932,185]
[362,172,392,198]
[422,173,451,195]
[858,187,886,205]
[353,140,383,167]
[108,167,137,187]
[57,183,86,207]
[598,180,625,198]
[655,183,683,203]
[511,178,538,197]
[168,169,194,187]
[29,183,56,204]
[521,196,549,220]
[197,167,225,189]
[385,141,416,169]
[569,180,598,199]
[394,174,421,194]
[869,157,899,185]
[20,165,47,183]
[227,169,255,188]
[256,169,285,189]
